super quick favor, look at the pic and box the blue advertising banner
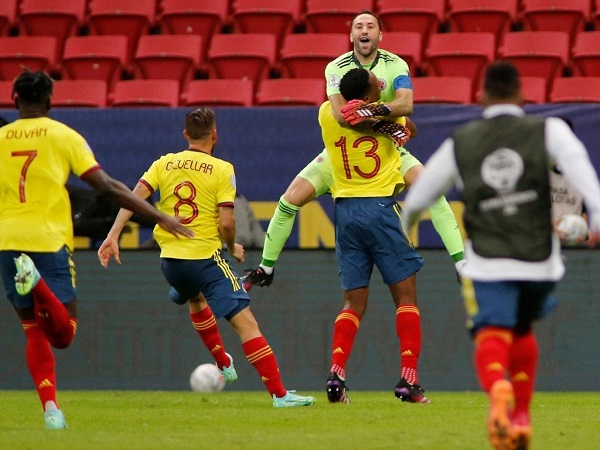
[2,104,599,249]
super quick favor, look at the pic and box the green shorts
[297,149,334,197]
[398,147,422,177]
[297,147,423,196]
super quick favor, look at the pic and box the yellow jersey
[0,117,100,252]
[140,149,236,259]
[318,101,405,199]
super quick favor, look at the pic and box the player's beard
[354,39,378,60]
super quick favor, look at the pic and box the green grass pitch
[2,390,598,449]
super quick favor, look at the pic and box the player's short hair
[351,10,381,29]
[12,70,53,106]
[339,68,371,102]
[483,60,521,100]
[185,107,216,140]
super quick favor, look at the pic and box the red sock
[396,305,421,384]
[22,320,58,410]
[190,307,229,369]
[243,336,286,398]
[474,327,513,393]
[32,278,75,349]
[510,332,538,419]
[329,309,360,379]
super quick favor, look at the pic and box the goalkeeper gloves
[341,100,393,125]
[372,120,411,147]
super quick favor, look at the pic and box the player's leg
[188,294,237,382]
[463,279,518,450]
[401,152,465,270]
[162,256,238,381]
[388,275,430,404]
[372,199,428,403]
[228,307,315,407]
[326,286,368,404]
[242,150,333,291]
[0,251,70,430]
[506,281,556,450]
[325,197,380,403]
[14,251,77,349]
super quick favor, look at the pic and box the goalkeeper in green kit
[242,10,465,291]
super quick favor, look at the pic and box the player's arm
[85,169,192,241]
[219,205,245,262]
[405,116,418,138]
[96,180,153,268]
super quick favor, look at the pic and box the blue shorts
[334,197,424,290]
[160,250,250,320]
[463,279,557,334]
[0,247,76,309]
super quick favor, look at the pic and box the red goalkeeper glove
[341,100,393,125]
[372,120,411,147]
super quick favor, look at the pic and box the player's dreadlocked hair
[339,67,371,102]
[12,70,54,106]
[185,107,216,140]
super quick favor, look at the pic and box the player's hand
[156,214,194,239]
[230,243,245,263]
[342,100,392,125]
[98,237,121,268]
[372,120,411,147]
[455,259,467,284]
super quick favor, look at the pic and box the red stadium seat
[255,78,326,106]
[412,76,473,104]
[572,31,600,76]
[183,79,254,107]
[550,76,600,103]
[18,0,88,67]
[380,31,423,76]
[499,31,570,95]
[425,32,496,90]
[377,0,447,51]
[279,33,350,79]
[305,0,374,33]
[0,80,14,107]
[208,33,277,91]
[0,0,17,36]
[159,0,229,67]
[88,0,156,65]
[519,76,548,103]
[231,0,301,55]
[0,36,57,81]
[522,0,591,46]
[448,0,519,47]
[111,79,181,107]
[133,34,202,92]
[51,80,108,108]
[61,35,129,93]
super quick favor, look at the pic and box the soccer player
[0,70,193,430]
[403,61,600,450]
[242,10,465,291]
[321,67,428,404]
[97,107,315,408]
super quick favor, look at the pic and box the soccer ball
[556,214,588,246]
[189,363,226,393]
